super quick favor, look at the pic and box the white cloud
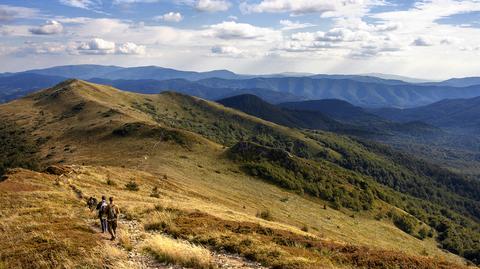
[59,0,98,10]
[155,12,183,22]
[116,42,146,54]
[210,45,247,57]
[76,38,116,54]
[0,4,38,22]
[240,0,335,14]
[411,37,434,47]
[75,38,146,55]
[19,41,67,55]
[195,0,230,12]
[205,21,279,40]
[29,20,64,35]
[240,0,383,17]
[279,19,314,30]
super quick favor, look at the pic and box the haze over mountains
[4,64,480,107]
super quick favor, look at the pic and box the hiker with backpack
[87,196,97,211]
[96,196,108,233]
[106,196,120,240]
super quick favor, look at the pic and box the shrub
[106,178,116,186]
[393,214,416,235]
[150,186,160,198]
[125,181,139,191]
[257,210,273,221]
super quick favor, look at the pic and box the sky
[0,0,480,79]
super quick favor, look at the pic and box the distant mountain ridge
[2,65,480,108]
[217,94,345,131]
[422,77,480,87]
[370,96,480,133]
[197,77,480,108]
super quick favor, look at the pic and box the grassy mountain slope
[0,80,478,267]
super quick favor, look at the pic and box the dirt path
[88,216,268,269]
[63,166,268,269]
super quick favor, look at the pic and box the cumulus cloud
[75,38,145,55]
[294,28,370,43]
[411,37,433,46]
[155,12,183,22]
[76,38,116,54]
[29,20,64,35]
[0,4,38,22]
[205,21,279,40]
[279,27,401,55]
[279,20,314,30]
[210,45,246,57]
[349,38,403,58]
[116,42,146,54]
[195,0,230,12]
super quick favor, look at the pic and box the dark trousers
[99,218,108,232]
[108,219,118,239]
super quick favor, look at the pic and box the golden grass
[0,169,104,269]
[117,229,133,251]
[0,80,472,268]
[143,235,215,269]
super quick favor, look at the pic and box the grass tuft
[144,235,215,269]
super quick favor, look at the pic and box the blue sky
[1,0,480,79]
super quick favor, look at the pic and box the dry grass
[0,169,104,269]
[0,80,472,268]
[103,244,137,269]
[117,229,133,251]
[143,235,215,269]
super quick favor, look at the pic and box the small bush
[150,186,160,198]
[106,178,116,186]
[125,181,139,191]
[393,214,416,235]
[257,210,273,221]
[301,226,309,232]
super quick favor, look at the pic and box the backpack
[98,201,107,218]
[107,204,117,220]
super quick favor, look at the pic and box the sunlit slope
[0,79,477,267]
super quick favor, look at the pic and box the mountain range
[370,96,480,133]
[3,64,480,108]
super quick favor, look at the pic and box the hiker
[87,196,97,211]
[96,196,108,233]
[106,196,120,240]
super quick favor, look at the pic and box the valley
[1,79,479,268]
